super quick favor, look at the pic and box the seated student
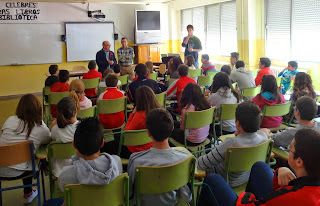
[198,129,320,206]
[95,68,121,95]
[168,56,183,78]
[50,70,70,118]
[68,79,92,110]
[255,57,275,86]
[230,60,255,90]
[171,83,210,146]
[185,55,198,82]
[291,72,316,104]
[197,101,269,188]
[45,65,59,87]
[278,61,299,94]
[128,108,191,205]
[201,54,216,75]
[145,61,154,75]
[113,64,121,77]
[126,63,161,104]
[50,97,79,177]
[204,65,233,96]
[272,96,320,149]
[167,65,196,111]
[98,73,125,129]
[230,52,239,71]
[208,72,241,136]
[0,94,51,203]
[82,60,102,98]
[252,75,285,128]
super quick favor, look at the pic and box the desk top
[46,70,88,77]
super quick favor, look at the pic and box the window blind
[206,4,221,56]
[220,1,237,56]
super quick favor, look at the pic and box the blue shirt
[278,70,299,94]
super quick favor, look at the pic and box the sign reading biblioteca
[0,2,40,20]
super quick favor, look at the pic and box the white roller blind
[221,1,237,56]
[266,0,291,60]
[292,0,320,62]
[181,9,192,38]
[206,5,221,56]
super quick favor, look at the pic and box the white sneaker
[24,189,38,204]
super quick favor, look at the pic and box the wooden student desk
[45,70,89,79]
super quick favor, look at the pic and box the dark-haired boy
[50,70,70,117]
[230,52,239,71]
[45,65,59,87]
[278,61,299,94]
[126,63,161,104]
[272,96,320,149]
[200,54,216,75]
[230,60,255,90]
[58,117,122,191]
[128,108,190,205]
[83,60,102,98]
[255,57,275,86]
[197,101,269,187]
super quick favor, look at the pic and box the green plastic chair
[155,92,167,108]
[188,69,202,78]
[161,54,168,58]
[48,142,76,199]
[134,156,196,206]
[64,173,129,206]
[149,72,158,81]
[48,91,69,119]
[207,71,219,77]
[97,87,107,96]
[232,82,238,90]
[169,107,216,156]
[77,105,97,119]
[213,104,238,140]
[168,78,178,86]
[198,75,214,87]
[241,86,261,99]
[43,87,51,125]
[276,77,282,88]
[81,78,100,89]
[224,139,273,195]
[262,102,292,132]
[118,75,129,91]
[118,129,152,164]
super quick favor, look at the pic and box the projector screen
[136,11,160,31]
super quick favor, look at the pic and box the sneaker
[24,189,38,204]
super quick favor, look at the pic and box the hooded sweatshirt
[252,92,285,128]
[58,153,122,192]
[230,67,255,90]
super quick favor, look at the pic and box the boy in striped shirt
[201,54,216,75]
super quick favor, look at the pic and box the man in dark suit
[96,41,117,75]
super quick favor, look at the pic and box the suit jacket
[96,49,117,74]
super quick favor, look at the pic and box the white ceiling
[0,0,172,3]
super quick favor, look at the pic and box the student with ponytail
[68,79,92,110]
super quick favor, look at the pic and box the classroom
[0,0,320,205]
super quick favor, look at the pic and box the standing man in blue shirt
[182,25,202,67]
[117,37,135,80]
[96,41,117,75]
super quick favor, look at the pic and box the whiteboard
[0,23,63,66]
[66,22,115,62]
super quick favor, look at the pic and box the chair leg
[37,176,41,206]
[0,181,2,206]
[40,163,46,202]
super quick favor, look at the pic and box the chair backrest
[43,87,50,96]
[161,54,168,58]
[0,140,33,166]
[97,97,127,115]
[155,92,167,108]
[134,156,196,205]
[262,102,292,118]
[224,139,273,183]
[48,92,69,105]
[118,75,129,86]
[168,78,178,86]
[159,64,167,75]
[97,87,107,96]
[81,78,100,90]
[72,66,86,71]
[276,77,282,87]
[241,86,261,97]
[149,72,158,81]
[184,107,216,129]
[188,69,202,78]
[197,75,214,87]
[207,71,219,77]
[48,141,75,160]
[220,104,238,120]
[232,82,238,90]
[65,173,129,206]
[118,129,152,156]
[77,106,97,119]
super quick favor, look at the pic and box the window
[266,0,320,62]
[181,0,237,56]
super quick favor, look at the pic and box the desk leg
[40,160,46,202]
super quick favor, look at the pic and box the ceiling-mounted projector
[88,10,105,19]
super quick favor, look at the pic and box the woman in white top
[185,55,199,82]
[68,79,92,110]
[0,94,51,203]
[208,72,242,136]
[50,97,79,177]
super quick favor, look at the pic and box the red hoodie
[255,67,275,86]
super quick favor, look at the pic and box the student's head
[235,60,245,69]
[49,65,59,76]
[102,41,111,51]
[259,57,271,69]
[15,94,42,137]
[172,57,183,74]
[74,117,104,156]
[289,129,320,178]
[201,54,209,63]
[293,72,314,92]
[135,86,161,115]
[113,64,121,75]
[68,79,85,110]
[221,65,232,76]
[186,24,194,35]
[177,64,189,77]
[211,72,241,102]
[57,97,77,128]
[121,37,128,48]
[185,55,197,68]
[260,75,282,102]
[88,60,96,70]
[180,83,210,111]
[235,101,261,133]
[102,68,114,80]
[146,108,173,142]
[105,73,118,87]
[294,96,317,121]
[135,63,148,78]
[230,52,239,65]
[58,70,69,83]
[145,61,153,74]
[288,61,298,71]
